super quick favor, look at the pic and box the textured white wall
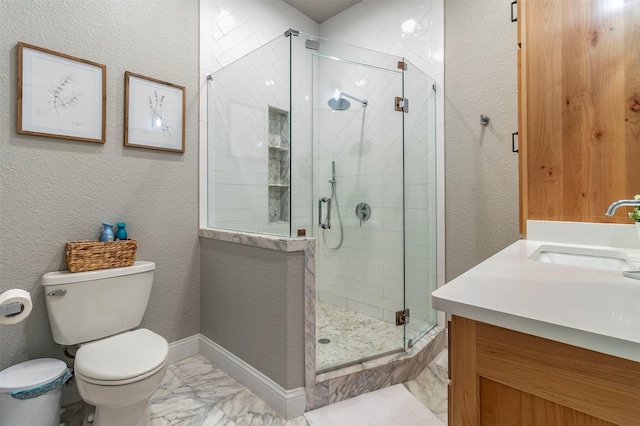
[200,239,305,389]
[0,0,200,371]
[444,0,520,280]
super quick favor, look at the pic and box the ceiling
[282,0,363,23]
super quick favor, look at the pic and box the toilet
[41,261,168,426]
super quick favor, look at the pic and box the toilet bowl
[74,328,169,426]
[41,261,168,426]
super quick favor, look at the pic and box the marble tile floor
[60,349,448,425]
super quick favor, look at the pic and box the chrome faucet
[605,199,640,216]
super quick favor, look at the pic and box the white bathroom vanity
[432,221,640,425]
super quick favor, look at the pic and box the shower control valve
[355,203,371,226]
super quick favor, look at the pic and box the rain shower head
[328,97,351,110]
[328,89,367,110]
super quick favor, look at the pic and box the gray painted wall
[200,238,305,390]
[0,0,200,370]
[444,0,521,281]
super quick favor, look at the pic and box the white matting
[304,384,444,426]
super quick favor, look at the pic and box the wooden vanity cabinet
[448,315,640,426]
[518,0,640,233]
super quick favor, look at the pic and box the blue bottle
[115,222,127,240]
[100,222,114,242]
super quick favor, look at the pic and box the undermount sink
[529,244,636,271]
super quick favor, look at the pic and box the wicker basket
[65,240,137,272]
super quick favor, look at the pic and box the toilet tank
[41,261,156,346]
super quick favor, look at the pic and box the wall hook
[480,115,490,126]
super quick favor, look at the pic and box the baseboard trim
[198,334,306,419]
[168,334,200,364]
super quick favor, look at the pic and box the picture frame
[124,71,185,153]
[17,42,106,143]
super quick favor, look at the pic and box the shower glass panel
[207,31,438,374]
[402,59,438,347]
[207,35,291,236]
[309,38,406,371]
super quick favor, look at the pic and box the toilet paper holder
[0,289,33,324]
[0,302,24,317]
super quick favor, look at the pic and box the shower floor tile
[315,300,404,371]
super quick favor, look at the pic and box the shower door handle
[318,197,332,229]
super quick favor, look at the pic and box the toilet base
[81,407,94,426]
[92,399,149,426]
[75,359,167,426]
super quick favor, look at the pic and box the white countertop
[432,221,640,362]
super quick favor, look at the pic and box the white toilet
[42,261,169,426]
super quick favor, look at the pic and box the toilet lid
[75,329,168,381]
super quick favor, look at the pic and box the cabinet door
[521,0,640,227]
[449,316,640,426]
[479,378,618,426]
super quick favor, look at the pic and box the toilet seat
[75,329,168,385]
[75,359,167,386]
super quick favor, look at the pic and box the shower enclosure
[207,30,437,373]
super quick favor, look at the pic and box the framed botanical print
[17,42,106,143]
[124,71,185,153]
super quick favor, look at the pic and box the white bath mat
[304,384,444,426]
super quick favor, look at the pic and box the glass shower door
[402,59,438,348]
[311,50,406,371]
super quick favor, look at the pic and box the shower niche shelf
[268,106,290,224]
